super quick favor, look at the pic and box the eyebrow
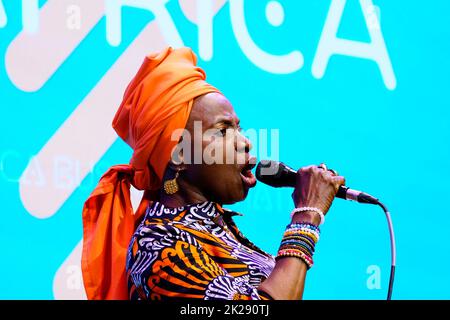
[216,116,240,126]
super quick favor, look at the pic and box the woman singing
[81,47,345,300]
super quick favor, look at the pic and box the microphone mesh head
[256,160,293,187]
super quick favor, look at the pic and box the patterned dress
[126,201,276,300]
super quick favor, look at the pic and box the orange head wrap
[81,47,220,300]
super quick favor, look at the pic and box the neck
[159,178,209,208]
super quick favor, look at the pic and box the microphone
[255,160,379,205]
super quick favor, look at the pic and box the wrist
[291,210,321,226]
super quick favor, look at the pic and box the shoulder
[126,219,203,277]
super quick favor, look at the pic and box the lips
[240,156,257,189]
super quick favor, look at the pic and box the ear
[162,159,185,183]
[167,160,185,172]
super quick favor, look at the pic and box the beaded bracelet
[280,238,315,252]
[285,223,320,238]
[289,222,320,231]
[287,222,320,232]
[276,249,313,269]
[280,240,315,255]
[280,237,315,250]
[276,222,321,269]
[285,225,320,242]
[286,222,320,232]
[278,248,314,264]
[279,244,313,257]
[284,234,318,246]
[284,230,320,242]
[286,226,320,233]
[280,239,315,252]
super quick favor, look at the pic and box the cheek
[216,166,246,202]
[201,132,238,165]
[201,138,229,165]
[224,135,237,162]
[204,164,237,185]
[202,165,243,198]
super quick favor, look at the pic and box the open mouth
[239,156,257,189]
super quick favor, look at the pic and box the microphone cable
[376,200,396,300]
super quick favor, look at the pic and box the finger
[328,168,339,176]
[298,165,316,174]
[319,168,332,179]
[332,175,346,187]
[330,176,345,194]
[319,165,335,178]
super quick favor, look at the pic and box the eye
[216,120,240,136]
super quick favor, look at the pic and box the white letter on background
[312,0,396,90]
[105,0,183,47]
[22,0,40,33]
[229,0,303,74]
[197,0,214,61]
[366,265,381,290]
[0,0,7,28]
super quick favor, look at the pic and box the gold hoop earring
[163,170,180,195]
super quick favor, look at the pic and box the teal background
[1,0,449,299]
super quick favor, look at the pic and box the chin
[226,186,249,204]
[214,187,247,205]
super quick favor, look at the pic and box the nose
[236,131,252,154]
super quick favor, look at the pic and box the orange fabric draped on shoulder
[81,47,220,300]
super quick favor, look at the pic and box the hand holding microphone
[290,164,346,224]
[255,160,395,300]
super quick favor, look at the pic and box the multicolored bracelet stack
[275,223,320,269]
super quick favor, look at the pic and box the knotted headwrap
[81,47,220,300]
